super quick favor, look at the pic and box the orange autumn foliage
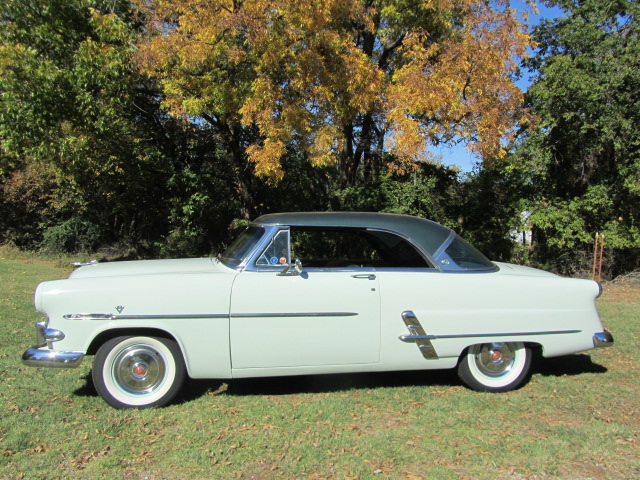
[137,0,533,180]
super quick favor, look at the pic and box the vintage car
[22,212,613,409]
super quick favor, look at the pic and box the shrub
[41,218,103,253]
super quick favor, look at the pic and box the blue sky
[438,1,565,173]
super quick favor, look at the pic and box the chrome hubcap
[112,345,166,395]
[473,343,516,377]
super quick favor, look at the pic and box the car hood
[492,262,560,278]
[68,257,227,279]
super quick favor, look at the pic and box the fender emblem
[116,305,125,314]
[399,310,439,360]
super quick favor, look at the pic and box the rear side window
[289,227,430,268]
[434,235,496,271]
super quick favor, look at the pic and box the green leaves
[514,0,640,269]
[0,0,178,250]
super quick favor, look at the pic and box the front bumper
[21,321,85,368]
[593,330,614,348]
[22,347,85,368]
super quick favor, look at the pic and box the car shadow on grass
[73,370,455,404]
[532,353,608,377]
[74,372,98,397]
[74,353,608,405]
[178,369,459,403]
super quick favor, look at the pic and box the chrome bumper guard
[21,321,85,368]
[593,330,614,348]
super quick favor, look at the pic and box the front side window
[256,230,290,266]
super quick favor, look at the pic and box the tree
[0,0,180,250]
[515,0,640,275]
[137,0,532,186]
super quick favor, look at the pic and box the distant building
[511,211,532,245]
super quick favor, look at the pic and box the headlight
[34,283,44,313]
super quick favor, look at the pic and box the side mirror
[277,259,303,276]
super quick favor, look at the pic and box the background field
[1,254,638,480]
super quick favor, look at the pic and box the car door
[229,227,381,370]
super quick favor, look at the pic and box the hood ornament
[116,305,125,314]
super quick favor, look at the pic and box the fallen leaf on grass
[615,437,638,447]
[71,446,112,468]
[402,472,424,480]
[28,444,48,454]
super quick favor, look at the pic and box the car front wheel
[93,335,186,409]
[457,342,532,393]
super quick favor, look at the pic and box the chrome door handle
[351,274,376,280]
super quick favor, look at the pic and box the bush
[41,218,103,253]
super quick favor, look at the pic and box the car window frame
[248,225,438,272]
[254,228,292,271]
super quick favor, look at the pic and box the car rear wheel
[457,342,531,392]
[93,336,186,409]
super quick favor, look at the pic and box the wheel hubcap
[112,345,166,395]
[132,363,148,378]
[473,343,516,377]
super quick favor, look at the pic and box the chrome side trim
[399,329,582,341]
[593,330,614,348]
[230,312,358,318]
[64,312,358,320]
[400,311,438,360]
[116,314,229,319]
[65,313,228,321]
[398,311,583,359]
[65,313,117,320]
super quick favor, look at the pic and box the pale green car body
[23,212,613,408]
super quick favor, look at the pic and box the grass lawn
[1,254,638,480]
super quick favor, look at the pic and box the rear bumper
[593,330,614,348]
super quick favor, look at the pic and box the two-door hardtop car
[22,212,613,408]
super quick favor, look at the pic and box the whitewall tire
[457,342,532,392]
[93,336,186,409]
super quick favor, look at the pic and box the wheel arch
[87,328,190,375]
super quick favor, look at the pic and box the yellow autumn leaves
[137,0,533,179]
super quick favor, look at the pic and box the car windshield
[219,226,266,267]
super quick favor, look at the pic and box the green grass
[1,255,639,480]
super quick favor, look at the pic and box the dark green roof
[253,212,452,255]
